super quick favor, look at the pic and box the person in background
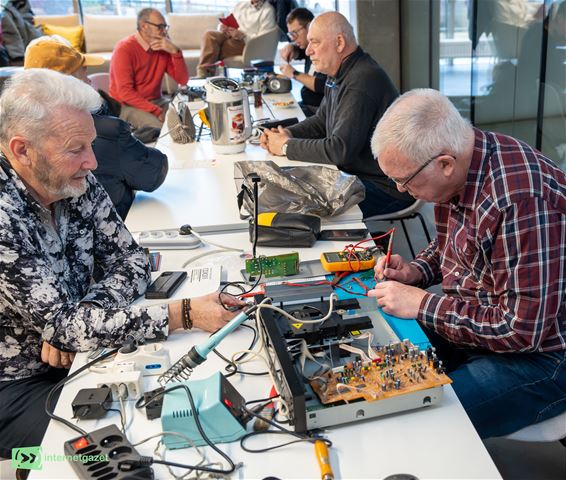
[197,0,276,77]
[260,11,413,218]
[25,35,168,219]
[279,7,326,116]
[0,69,244,458]
[368,88,566,439]
[109,8,188,130]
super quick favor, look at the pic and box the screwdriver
[314,440,334,480]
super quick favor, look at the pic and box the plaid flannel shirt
[414,128,566,353]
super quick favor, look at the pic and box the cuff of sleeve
[418,292,451,333]
[411,259,435,288]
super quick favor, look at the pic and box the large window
[29,0,74,15]
[81,1,166,15]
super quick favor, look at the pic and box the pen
[314,440,334,480]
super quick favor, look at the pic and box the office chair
[223,27,280,68]
[364,199,431,258]
[504,410,566,446]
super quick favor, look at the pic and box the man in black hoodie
[24,36,168,219]
[260,12,413,218]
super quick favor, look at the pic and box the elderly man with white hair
[0,69,244,458]
[260,11,413,218]
[368,88,566,439]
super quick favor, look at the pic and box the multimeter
[320,250,376,272]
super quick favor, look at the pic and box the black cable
[218,261,263,311]
[212,323,266,377]
[239,406,332,453]
[245,394,280,406]
[45,347,119,436]
[129,384,236,475]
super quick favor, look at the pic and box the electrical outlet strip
[137,229,201,250]
[95,370,143,401]
[115,343,171,376]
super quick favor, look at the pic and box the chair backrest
[242,27,280,66]
[363,198,427,222]
[88,72,110,93]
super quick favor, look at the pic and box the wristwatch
[292,70,300,78]
[281,142,288,156]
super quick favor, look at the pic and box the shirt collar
[135,31,150,51]
[457,127,491,209]
[329,46,363,86]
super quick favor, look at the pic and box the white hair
[0,69,101,147]
[371,88,473,165]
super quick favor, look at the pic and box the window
[29,0,75,15]
[170,0,231,14]
[80,0,166,15]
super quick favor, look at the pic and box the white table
[125,93,363,235]
[33,230,501,480]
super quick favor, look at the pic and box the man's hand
[280,63,296,79]
[280,44,296,63]
[260,126,291,155]
[190,292,247,333]
[149,36,180,55]
[374,253,423,284]
[367,281,427,319]
[41,341,75,369]
[230,29,245,41]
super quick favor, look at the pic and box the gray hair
[316,12,357,45]
[0,69,101,147]
[371,88,473,165]
[137,8,160,29]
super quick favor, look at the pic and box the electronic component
[245,252,300,278]
[71,387,112,420]
[320,250,375,272]
[161,372,249,448]
[64,424,153,479]
[257,294,451,432]
[145,271,187,299]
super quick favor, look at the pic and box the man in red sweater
[109,8,188,130]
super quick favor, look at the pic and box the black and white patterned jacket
[0,157,169,381]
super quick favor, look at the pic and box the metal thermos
[204,77,252,154]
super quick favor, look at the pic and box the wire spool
[165,101,196,143]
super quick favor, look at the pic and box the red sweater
[109,34,189,117]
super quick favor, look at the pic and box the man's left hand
[41,341,75,369]
[280,63,296,79]
[367,281,427,318]
[149,36,180,55]
[262,126,291,155]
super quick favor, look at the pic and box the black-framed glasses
[287,25,306,39]
[144,20,169,31]
[392,153,453,188]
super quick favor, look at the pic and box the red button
[224,398,233,408]
[72,437,89,450]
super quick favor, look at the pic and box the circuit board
[245,252,300,278]
[310,340,452,404]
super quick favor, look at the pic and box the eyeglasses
[287,25,306,39]
[144,20,169,31]
[391,153,453,189]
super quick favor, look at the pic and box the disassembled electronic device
[161,372,249,448]
[320,250,376,272]
[257,286,451,432]
[64,424,153,479]
[245,252,300,279]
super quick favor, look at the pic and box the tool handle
[314,440,334,480]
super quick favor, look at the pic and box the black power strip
[64,424,153,479]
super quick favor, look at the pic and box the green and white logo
[11,446,42,470]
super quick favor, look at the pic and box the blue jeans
[358,179,414,218]
[423,327,566,439]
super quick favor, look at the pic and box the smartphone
[318,229,368,241]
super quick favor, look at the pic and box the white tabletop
[33,230,500,480]
[125,93,363,235]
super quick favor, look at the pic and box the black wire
[245,394,280,406]
[239,406,332,453]
[129,384,236,475]
[45,348,119,436]
[212,323,263,377]
[218,261,263,311]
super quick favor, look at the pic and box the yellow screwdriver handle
[314,440,334,480]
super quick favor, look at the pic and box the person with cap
[25,35,169,220]
[109,8,189,130]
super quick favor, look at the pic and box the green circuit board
[245,253,300,279]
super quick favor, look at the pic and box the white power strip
[137,229,202,250]
[95,369,143,401]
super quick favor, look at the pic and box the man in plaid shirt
[368,89,566,439]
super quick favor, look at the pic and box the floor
[365,202,566,480]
